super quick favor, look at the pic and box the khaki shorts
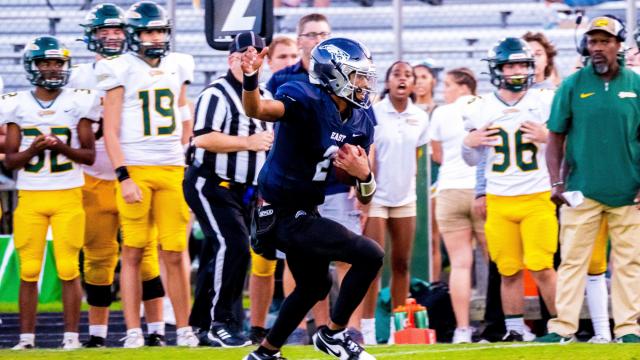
[368,201,416,219]
[435,189,485,234]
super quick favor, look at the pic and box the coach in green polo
[540,15,640,343]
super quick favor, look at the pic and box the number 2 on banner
[221,0,256,32]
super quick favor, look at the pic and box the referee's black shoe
[312,326,375,360]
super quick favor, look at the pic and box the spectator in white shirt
[360,61,429,344]
[429,68,486,344]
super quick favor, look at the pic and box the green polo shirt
[547,64,640,207]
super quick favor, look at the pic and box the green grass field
[1,343,639,360]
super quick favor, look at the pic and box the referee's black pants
[264,207,384,348]
[184,166,252,331]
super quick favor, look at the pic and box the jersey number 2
[492,128,538,172]
[313,146,339,181]
[139,88,176,136]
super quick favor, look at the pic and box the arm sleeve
[546,79,572,133]
[95,59,123,91]
[474,149,488,196]
[461,142,485,166]
[193,87,227,135]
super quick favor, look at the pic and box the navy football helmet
[309,38,377,109]
[485,37,534,92]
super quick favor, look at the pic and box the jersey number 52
[23,127,72,173]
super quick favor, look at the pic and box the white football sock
[360,318,376,345]
[63,332,79,342]
[147,321,165,336]
[19,333,35,345]
[505,316,525,335]
[89,325,108,339]
[586,274,611,339]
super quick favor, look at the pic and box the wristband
[115,166,130,183]
[475,193,486,199]
[356,172,376,198]
[551,181,564,188]
[243,71,259,92]
[179,105,191,121]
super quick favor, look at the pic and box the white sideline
[298,343,557,360]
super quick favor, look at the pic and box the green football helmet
[82,3,126,57]
[485,37,535,92]
[23,36,71,89]
[125,1,171,58]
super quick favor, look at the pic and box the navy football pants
[265,208,384,348]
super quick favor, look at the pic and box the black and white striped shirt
[192,71,273,185]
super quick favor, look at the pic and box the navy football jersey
[266,61,376,196]
[258,81,375,208]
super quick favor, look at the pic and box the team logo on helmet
[310,38,377,109]
[319,44,350,63]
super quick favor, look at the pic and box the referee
[183,31,274,347]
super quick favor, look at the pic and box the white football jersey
[0,89,101,190]
[68,62,115,180]
[462,89,554,196]
[95,52,195,166]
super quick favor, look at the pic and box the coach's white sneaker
[11,339,34,350]
[176,327,200,347]
[62,337,82,350]
[120,329,145,348]
[452,327,473,344]
[523,329,536,342]
[588,335,611,344]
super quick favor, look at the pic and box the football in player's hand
[333,144,358,185]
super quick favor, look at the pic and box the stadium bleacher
[0,0,631,99]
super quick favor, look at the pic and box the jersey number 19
[139,88,176,136]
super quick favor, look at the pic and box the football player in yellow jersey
[97,1,197,348]
[69,3,167,347]
[462,38,557,342]
[2,36,98,350]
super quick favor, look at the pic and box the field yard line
[297,343,557,360]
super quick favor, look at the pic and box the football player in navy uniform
[241,38,383,360]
